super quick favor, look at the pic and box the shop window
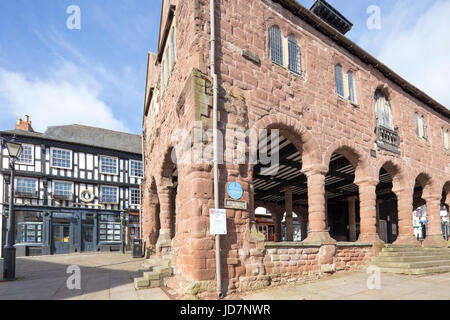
[17,144,34,165]
[100,156,118,175]
[130,160,143,177]
[270,26,283,66]
[98,214,121,242]
[16,212,43,244]
[51,148,72,169]
[288,35,301,75]
[100,186,118,203]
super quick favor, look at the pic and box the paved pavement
[0,252,170,300]
[241,271,450,300]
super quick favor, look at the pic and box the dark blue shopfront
[4,208,125,257]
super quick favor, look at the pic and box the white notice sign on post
[210,209,227,235]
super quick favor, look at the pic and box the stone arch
[322,138,371,182]
[250,114,321,170]
[141,176,160,252]
[375,159,405,192]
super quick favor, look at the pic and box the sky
[0,0,448,134]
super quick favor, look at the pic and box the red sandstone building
[139,0,450,296]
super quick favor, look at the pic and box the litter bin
[132,239,143,258]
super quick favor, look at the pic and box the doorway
[52,223,71,254]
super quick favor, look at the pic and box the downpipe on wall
[210,0,224,300]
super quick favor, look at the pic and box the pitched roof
[273,0,450,120]
[1,124,142,155]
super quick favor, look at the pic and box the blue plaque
[227,182,243,200]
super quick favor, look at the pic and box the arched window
[288,36,301,75]
[348,71,357,103]
[443,128,450,150]
[415,113,428,139]
[335,65,344,97]
[270,26,283,66]
[375,91,394,130]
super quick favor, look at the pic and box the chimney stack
[15,115,34,132]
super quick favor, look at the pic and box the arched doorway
[412,174,431,241]
[252,133,309,242]
[376,168,398,244]
[325,153,360,242]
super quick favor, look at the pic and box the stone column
[271,209,283,242]
[423,196,447,247]
[393,188,419,246]
[302,166,335,244]
[376,199,383,235]
[156,186,173,256]
[284,187,293,242]
[357,179,382,245]
[347,196,357,242]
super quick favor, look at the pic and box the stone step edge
[374,260,450,269]
[379,265,450,275]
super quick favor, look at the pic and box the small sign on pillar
[209,209,227,235]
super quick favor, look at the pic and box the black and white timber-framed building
[0,120,143,256]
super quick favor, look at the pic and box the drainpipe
[140,132,144,241]
[210,0,223,299]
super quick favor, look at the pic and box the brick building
[141,0,450,296]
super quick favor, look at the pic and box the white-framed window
[53,181,74,199]
[17,144,34,165]
[100,156,118,175]
[100,186,119,203]
[129,188,141,206]
[130,160,143,178]
[288,35,301,75]
[16,177,38,196]
[51,148,72,169]
[270,26,283,66]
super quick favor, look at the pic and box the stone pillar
[284,187,293,242]
[273,210,283,242]
[393,188,419,246]
[347,196,357,242]
[423,196,447,247]
[376,199,383,235]
[302,167,335,244]
[156,187,173,256]
[357,179,383,245]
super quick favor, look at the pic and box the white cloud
[0,63,129,133]
[358,0,450,108]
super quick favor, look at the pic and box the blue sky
[0,0,448,134]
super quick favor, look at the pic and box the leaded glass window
[270,26,283,66]
[288,36,301,75]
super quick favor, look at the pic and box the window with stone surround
[415,112,428,140]
[348,71,357,104]
[270,26,283,66]
[443,128,450,150]
[288,35,301,75]
[335,65,345,98]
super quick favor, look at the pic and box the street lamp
[3,135,22,281]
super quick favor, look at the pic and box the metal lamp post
[3,135,22,281]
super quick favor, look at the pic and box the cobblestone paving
[0,252,169,300]
[241,271,450,300]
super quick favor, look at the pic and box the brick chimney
[15,115,34,132]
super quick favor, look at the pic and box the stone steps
[373,245,450,276]
[379,265,450,275]
[134,258,173,290]
[373,254,450,263]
